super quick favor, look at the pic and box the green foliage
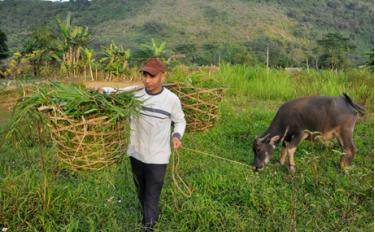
[136,22,168,37]
[21,26,61,76]
[0,29,9,60]
[0,52,34,79]
[246,37,295,68]
[56,13,91,50]
[168,64,374,111]
[0,66,373,231]
[5,82,142,148]
[0,0,372,66]
[317,33,356,69]
[219,64,295,99]
[173,43,198,64]
[23,27,58,55]
[13,81,140,120]
[365,49,374,71]
[139,38,169,62]
[81,47,96,79]
[100,41,131,78]
[56,13,92,76]
[188,43,259,66]
[218,43,258,65]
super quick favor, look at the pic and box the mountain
[0,0,373,66]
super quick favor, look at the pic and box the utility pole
[306,57,309,70]
[266,46,269,69]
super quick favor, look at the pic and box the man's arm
[98,85,143,94]
[171,97,186,149]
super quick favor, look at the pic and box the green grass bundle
[6,81,142,171]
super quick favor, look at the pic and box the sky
[44,0,91,2]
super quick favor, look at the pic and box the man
[100,58,186,231]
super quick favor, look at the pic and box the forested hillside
[0,0,373,66]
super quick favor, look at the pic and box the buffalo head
[252,134,280,171]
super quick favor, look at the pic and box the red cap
[140,58,165,76]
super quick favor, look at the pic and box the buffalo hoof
[288,165,296,174]
[340,157,353,170]
[340,164,353,174]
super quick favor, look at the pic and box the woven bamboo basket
[43,106,129,171]
[167,83,224,132]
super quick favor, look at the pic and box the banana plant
[56,13,91,78]
[100,41,131,80]
[82,48,95,80]
[141,38,169,61]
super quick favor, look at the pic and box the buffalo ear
[269,135,280,147]
[255,136,262,146]
[256,133,269,145]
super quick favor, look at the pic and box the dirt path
[82,80,143,90]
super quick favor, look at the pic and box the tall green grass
[169,64,373,109]
[215,64,295,100]
[0,65,373,231]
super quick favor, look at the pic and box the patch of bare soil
[82,80,143,90]
[0,90,22,111]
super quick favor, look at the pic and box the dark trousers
[130,157,167,227]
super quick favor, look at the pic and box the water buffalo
[253,93,365,173]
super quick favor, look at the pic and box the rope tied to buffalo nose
[182,147,252,168]
[171,149,193,198]
[171,146,252,202]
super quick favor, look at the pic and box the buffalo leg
[279,142,288,165]
[286,132,308,173]
[339,128,356,169]
[287,147,297,173]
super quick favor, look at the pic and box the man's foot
[141,223,155,232]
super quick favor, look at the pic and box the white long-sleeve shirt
[103,86,186,164]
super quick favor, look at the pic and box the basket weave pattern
[169,84,224,132]
[46,107,129,171]
[41,83,223,170]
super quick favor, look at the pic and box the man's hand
[172,137,182,150]
[97,87,104,94]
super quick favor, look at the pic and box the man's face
[141,71,164,93]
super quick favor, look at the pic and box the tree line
[0,14,373,79]
[0,14,173,79]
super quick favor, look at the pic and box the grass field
[0,65,373,231]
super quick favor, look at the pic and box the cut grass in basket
[6,81,142,140]
[4,81,142,171]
